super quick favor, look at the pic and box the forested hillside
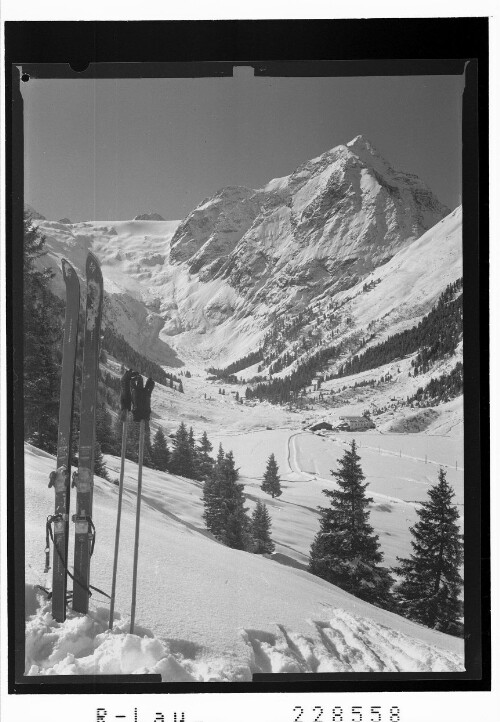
[336,279,463,379]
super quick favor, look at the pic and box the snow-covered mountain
[26,136,458,371]
[170,135,449,302]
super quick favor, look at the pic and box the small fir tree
[261,453,282,498]
[393,467,464,635]
[202,445,250,550]
[309,440,393,608]
[96,402,116,454]
[251,500,275,554]
[218,451,250,550]
[203,444,226,538]
[169,421,195,478]
[197,430,214,480]
[151,427,170,471]
[93,441,109,480]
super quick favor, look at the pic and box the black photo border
[4,18,490,694]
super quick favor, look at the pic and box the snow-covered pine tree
[393,467,463,635]
[261,453,282,498]
[169,421,195,478]
[151,427,170,471]
[251,500,275,554]
[197,430,214,480]
[309,440,394,608]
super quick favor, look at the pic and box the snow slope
[25,444,463,679]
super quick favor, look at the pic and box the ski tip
[86,252,103,281]
[61,258,79,284]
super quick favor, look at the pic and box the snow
[25,442,463,679]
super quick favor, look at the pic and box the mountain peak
[346,134,384,161]
[134,212,165,221]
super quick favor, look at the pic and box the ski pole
[130,419,145,634]
[109,416,128,629]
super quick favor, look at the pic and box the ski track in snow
[243,610,461,674]
[25,587,462,678]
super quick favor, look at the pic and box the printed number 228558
[293,706,401,722]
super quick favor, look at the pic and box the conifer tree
[93,441,109,480]
[218,451,250,550]
[251,500,275,554]
[188,426,196,463]
[95,401,116,454]
[202,445,250,549]
[197,430,214,480]
[151,427,170,471]
[309,440,394,608]
[261,453,282,498]
[202,443,226,537]
[393,467,463,635]
[169,421,195,478]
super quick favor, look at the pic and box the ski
[48,259,80,622]
[72,252,103,614]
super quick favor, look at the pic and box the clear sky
[22,72,463,222]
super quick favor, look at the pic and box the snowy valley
[24,136,464,679]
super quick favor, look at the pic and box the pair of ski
[48,253,103,622]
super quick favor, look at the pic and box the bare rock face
[168,136,450,316]
[134,212,165,221]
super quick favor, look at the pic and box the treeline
[336,279,463,379]
[101,327,169,386]
[208,348,263,379]
[408,362,463,406]
[245,344,343,404]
